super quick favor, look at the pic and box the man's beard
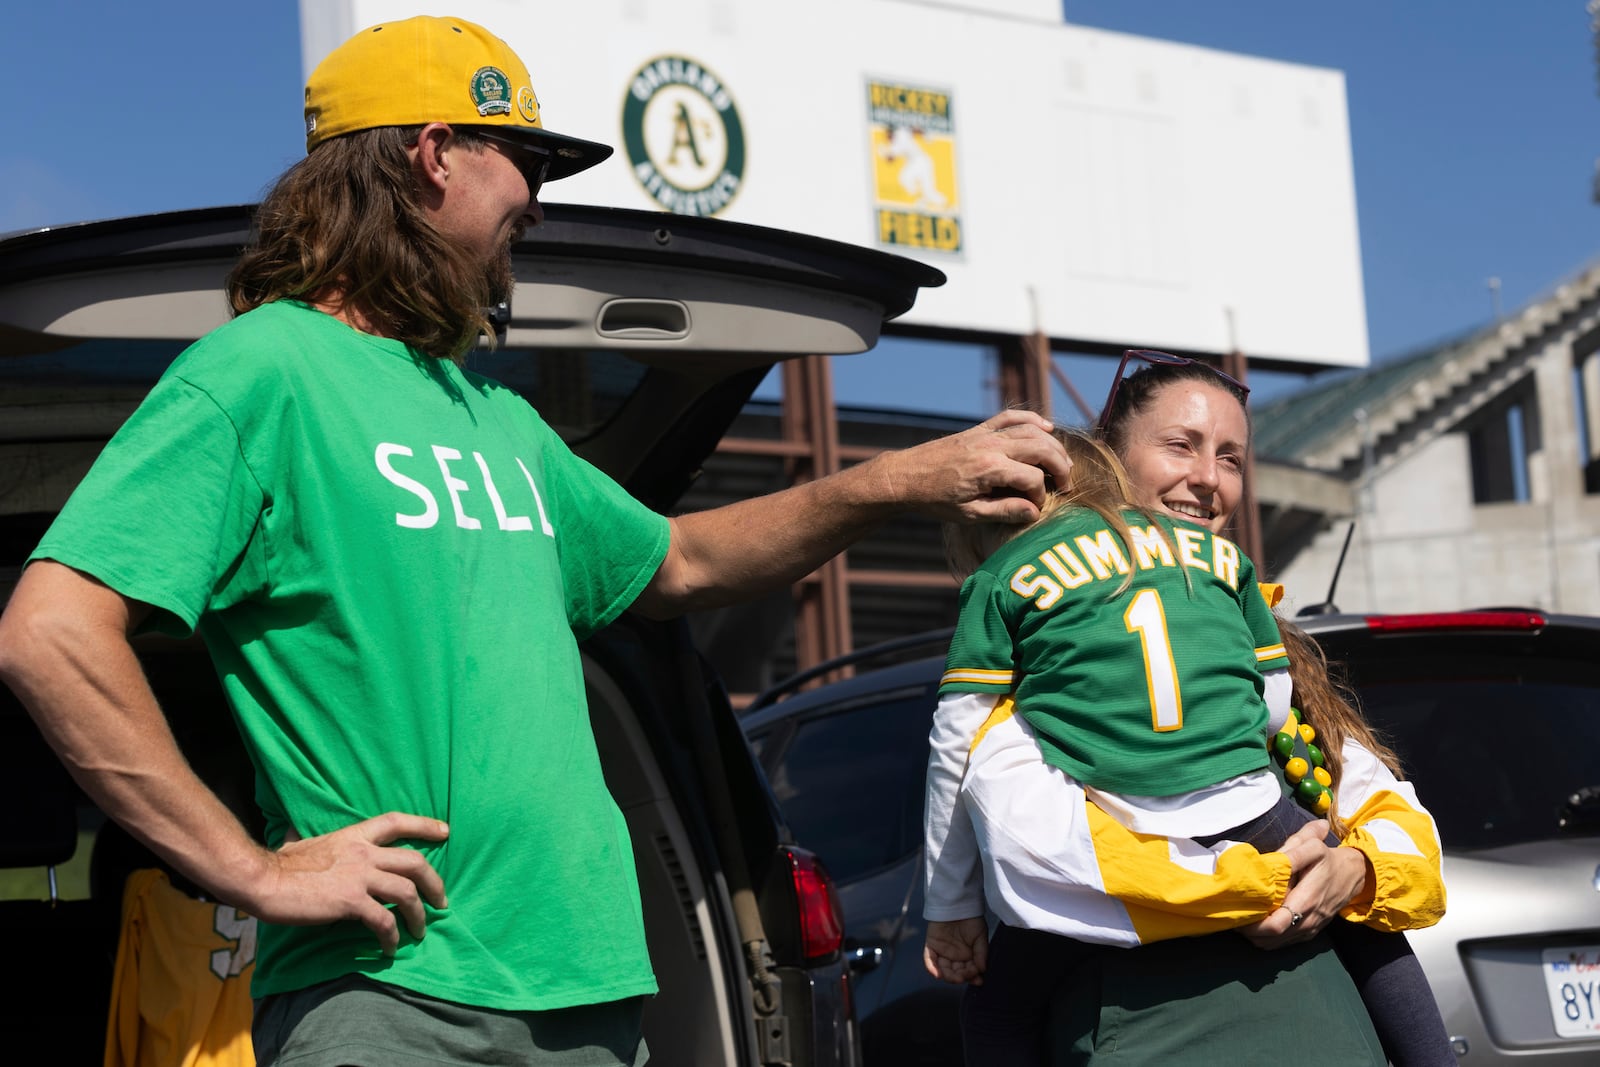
[485,242,515,308]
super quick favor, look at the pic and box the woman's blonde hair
[227,126,503,361]
[943,427,1165,592]
[1277,617,1404,837]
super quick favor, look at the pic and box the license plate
[1542,946,1600,1038]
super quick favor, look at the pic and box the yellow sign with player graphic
[867,79,962,254]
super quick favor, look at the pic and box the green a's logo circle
[621,56,745,217]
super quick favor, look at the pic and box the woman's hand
[924,917,990,985]
[1239,820,1371,949]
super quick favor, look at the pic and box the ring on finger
[1289,910,1304,927]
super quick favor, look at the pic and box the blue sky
[3,2,1596,419]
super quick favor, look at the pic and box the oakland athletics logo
[621,56,745,217]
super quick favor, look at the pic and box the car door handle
[844,940,888,975]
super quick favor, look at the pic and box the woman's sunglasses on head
[1096,349,1250,434]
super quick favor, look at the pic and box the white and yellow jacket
[923,691,1446,946]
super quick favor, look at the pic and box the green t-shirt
[34,301,671,1011]
[940,509,1288,796]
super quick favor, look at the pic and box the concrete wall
[1275,332,1600,617]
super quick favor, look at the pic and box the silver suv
[741,610,1600,1065]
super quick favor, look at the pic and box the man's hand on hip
[252,812,450,956]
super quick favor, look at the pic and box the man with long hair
[0,14,1069,1065]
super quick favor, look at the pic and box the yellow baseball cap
[303,15,612,181]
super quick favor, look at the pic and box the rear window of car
[1,338,185,387]
[0,337,649,443]
[1338,645,1600,851]
[466,345,649,440]
[757,693,934,884]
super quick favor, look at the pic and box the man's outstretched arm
[634,409,1070,617]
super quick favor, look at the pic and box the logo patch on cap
[470,67,513,116]
[517,86,540,124]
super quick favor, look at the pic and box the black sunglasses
[473,129,553,199]
[1096,349,1250,434]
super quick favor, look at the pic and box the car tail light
[787,846,845,963]
[1363,610,1546,632]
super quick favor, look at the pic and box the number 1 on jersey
[1124,589,1182,731]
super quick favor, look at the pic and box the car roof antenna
[1296,521,1356,617]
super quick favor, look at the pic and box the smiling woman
[1098,354,1251,534]
[916,353,1454,1066]
[1036,356,1453,1065]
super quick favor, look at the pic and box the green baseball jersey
[34,300,670,1012]
[941,508,1287,796]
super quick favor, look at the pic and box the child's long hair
[943,428,1164,595]
[1276,617,1404,838]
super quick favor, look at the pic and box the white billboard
[300,1,1368,369]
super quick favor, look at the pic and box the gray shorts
[253,974,650,1066]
